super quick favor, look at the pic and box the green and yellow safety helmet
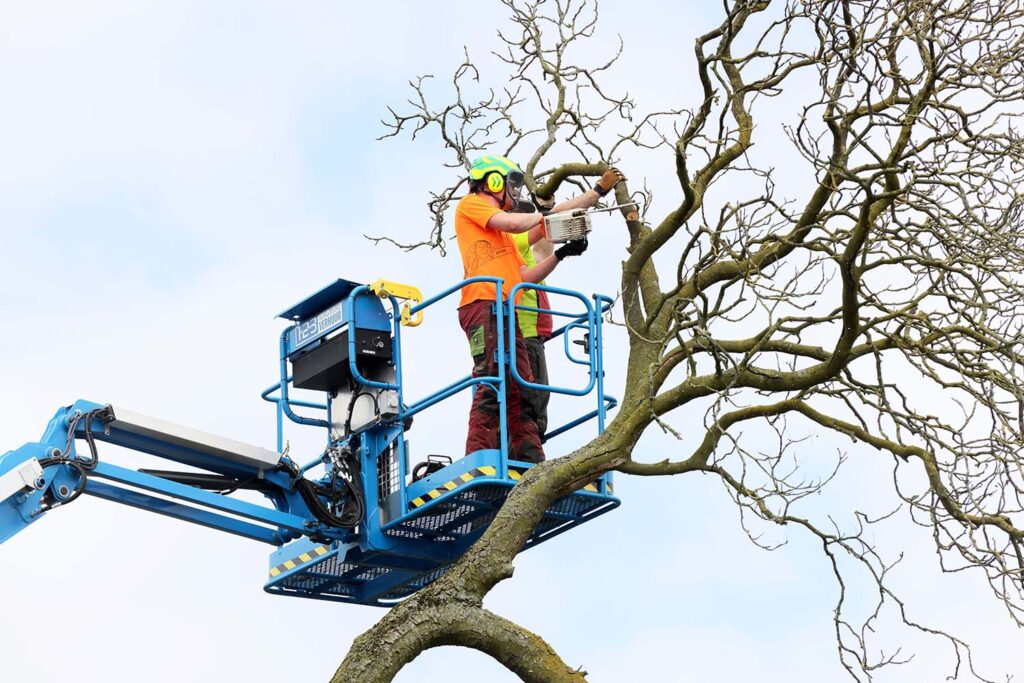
[468,155,526,197]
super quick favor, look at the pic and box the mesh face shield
[504,170,535,212]
[505,169,526,201]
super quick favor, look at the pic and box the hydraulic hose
[296,477,362,529]
[36,406,115,510]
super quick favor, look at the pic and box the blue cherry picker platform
[0,276,618,606]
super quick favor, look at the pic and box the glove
[554,238,588,261]
[594,166,626,196]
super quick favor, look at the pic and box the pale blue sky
[0,2,1020,681]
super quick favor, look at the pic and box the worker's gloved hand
[554,238,588,261]
[594,166,626,196]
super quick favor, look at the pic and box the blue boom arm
[0,400,342,548]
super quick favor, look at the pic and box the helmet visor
[506,170,526,199]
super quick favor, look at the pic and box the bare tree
[340,0,1024,680]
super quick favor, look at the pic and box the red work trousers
[458,299,545,463]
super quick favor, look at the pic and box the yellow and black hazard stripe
[507,466,610,493]
[409,465,497,509]
[582,480,613,494]
[268,544,330,578]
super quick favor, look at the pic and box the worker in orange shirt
[455,155,624,462]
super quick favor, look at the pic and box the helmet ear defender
[486,172,505,194]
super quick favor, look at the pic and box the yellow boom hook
[369,279,424,327]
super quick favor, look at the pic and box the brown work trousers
[458,299,545,463]
[524,336,550,436]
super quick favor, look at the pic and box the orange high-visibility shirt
[454,194,528,307]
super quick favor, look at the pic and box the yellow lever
[369,279,424,327]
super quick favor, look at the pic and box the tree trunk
[333,425,641,682]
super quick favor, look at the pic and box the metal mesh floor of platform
[266,473,619,606]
